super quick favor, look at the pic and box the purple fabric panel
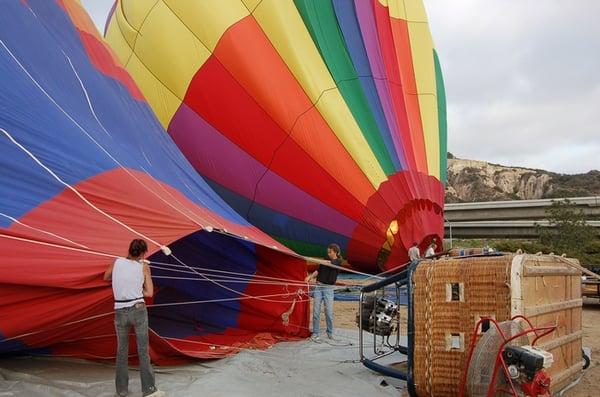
[168,103,357,237]
[255,172,357,236]
[354,0,406,169]
[168,104,264,198]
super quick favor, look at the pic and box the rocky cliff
[445,156,600,203]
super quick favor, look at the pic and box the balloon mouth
[375,220,399,270]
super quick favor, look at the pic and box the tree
[536,199,596,262]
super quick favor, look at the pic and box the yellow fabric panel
[107,2,183,127]
[242,0,262,12]
[407,21,439,178]
[403,0,428,22]
[126,52,182,128]
[316,91,387,188]
[120,0,157,31]
[112,2,138,48]
[407,22,436,98]
[381,0,428,21]
[383,0,407,20]
[416,95,439,179]
[133,1,210,101]
[104,14,133,66]
[162,0,248,51]
[244,0,334,101]
[248,0,386,188]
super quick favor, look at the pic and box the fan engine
[462,317,555,397]
[356,296,399,336]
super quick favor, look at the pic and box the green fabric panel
[294,0,396,176]
[434,50,447,183]
[272,235,328,258]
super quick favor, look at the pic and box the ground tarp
[0,330,405,397]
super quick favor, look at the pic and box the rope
[0,290,310,345]
[0,233,116,259]
[0,35,372,351]
[0,212,90,249]
[149,263,365,289]
[1,127,163,248]
[1,102,306,304]
[149,260,311,285]
[553,254,600,280]
[424,263,434,396]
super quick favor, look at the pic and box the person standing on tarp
[103,239,165,397]
[305,243,342,342]
[408,242,421,265]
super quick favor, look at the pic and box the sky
[83,0,599,174]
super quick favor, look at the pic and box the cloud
[426,0,600,173]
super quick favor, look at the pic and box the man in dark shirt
[305,243,342,341]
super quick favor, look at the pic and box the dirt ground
[566,299,600,397]
[320,299,600,396]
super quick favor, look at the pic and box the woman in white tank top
[103,239,165,397]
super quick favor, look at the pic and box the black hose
[583,349,591,370]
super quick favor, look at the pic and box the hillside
[445,155,600,203]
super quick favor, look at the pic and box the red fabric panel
[56,0,144,100]
[372,0,427,174]
[238,245,310,336]
[0,168,304,361]
[346,170,444,272]
[388,14,428,174]
[77,30,144,100]
[213,16,375,206]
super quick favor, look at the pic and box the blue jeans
[114,303,157,397]
[312,283,334,336]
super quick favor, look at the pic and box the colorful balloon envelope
[0,0,309,363]
[105,0,448,272]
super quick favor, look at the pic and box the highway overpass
[445,220,600,238]
[444,196,600,238]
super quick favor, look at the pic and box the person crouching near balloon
[103,239,166,397]
[305,243,342,342]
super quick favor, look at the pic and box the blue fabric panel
[206,180,351,250]
[0,331,51,355]
[331,0,403,171]
[148,231,257,338]
[0,1,246,227]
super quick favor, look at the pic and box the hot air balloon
[105,0,448,272]
[0,0,309,363]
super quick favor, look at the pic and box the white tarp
[0,330,406,397]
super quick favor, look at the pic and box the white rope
[149,260,310,284]
[0,39,212,252]
[1,127,162,248]
[2,36,374,284]
[0,311,114,343]
[0,233,116,259]
[0,212,89,249]
[0,40,328,350]
[151,268,362,290]
[152,274,309,288]
[0,289,311,346]
[1,40,281,303]
[63,52,224,231]
[0,37,314,291]
[298,255,383,280]
[169,253,309,304]
[0,129,290,302]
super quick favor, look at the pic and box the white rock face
[446,158,553,202]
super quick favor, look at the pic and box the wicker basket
[411,254,582,396]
